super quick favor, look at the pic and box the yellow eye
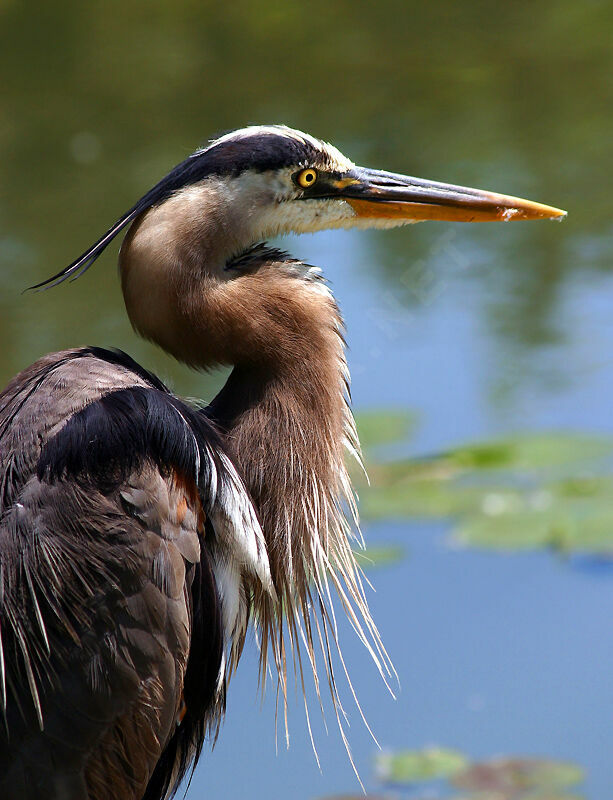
[296,168,318,189]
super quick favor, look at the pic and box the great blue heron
[0,125,565,799]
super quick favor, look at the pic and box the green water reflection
[357,411,613,555]
[1,0,611,393]
[1,3,611,799]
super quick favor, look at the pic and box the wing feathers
[0,349,271,799]
[38,384,272,594]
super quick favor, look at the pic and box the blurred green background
[1,1,612,798]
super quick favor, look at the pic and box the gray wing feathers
[0,471,199,799]
[0,351,206,799]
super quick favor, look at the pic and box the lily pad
[456,505,613,554]
[354,545,405,569]
[376,747,468,783]
[452,794,582,800]
[439,434,613,472]
[355,410,417,452]
[452,757,584,794]
[361,479,489,519]
[360,429,613,555]
[371,750,584,800]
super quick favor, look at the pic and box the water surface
[1,2,611,797]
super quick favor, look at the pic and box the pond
[1,2,612,798]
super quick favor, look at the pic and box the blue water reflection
[190,229,613,799]
[1,2,612,797]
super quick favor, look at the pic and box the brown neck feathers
[206,265,352,598]
[122,235,392,745]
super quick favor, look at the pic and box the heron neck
[206,307,357,596]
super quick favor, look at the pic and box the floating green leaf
[354,545,405,569]
[361,479,488,519]
[456,505,613,554]
[355,410,417,452]
[360,430,613,555]
[375,747,468,783]
[452,757,584,794]
[451,793,582,800]
[440,434,613,472]
[369,749,585,799]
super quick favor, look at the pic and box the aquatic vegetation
[375,746,467,783]
[355,545,406,569]
[356,412,613,557]
[319,748,584,800]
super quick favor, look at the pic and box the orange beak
[333,167,566,223]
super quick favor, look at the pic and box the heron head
[32,123,566,292]
[135,124,566,261]
[195,124,566,243]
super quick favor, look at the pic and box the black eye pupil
[296,169,316,187]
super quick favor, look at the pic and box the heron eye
[296,168,318,189]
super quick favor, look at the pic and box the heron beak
[335,167,567,222]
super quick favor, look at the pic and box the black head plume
[29,152,217,290]
[29,125,325,291]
